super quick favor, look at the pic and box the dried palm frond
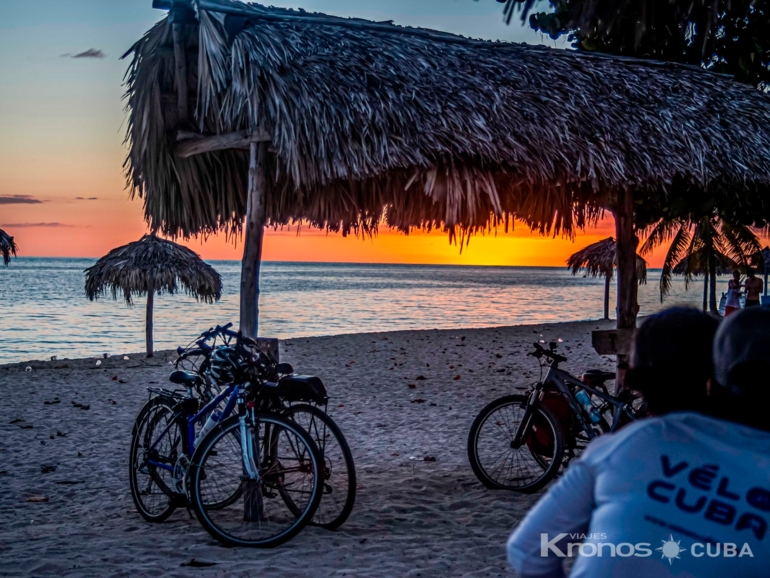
[124,0,770,242]
[567,237,647,282]
[0,228,18,266]
[84,234,222,304]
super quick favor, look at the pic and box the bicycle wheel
[129,397,182,522]
[467,394,564,493]
[189,413,323,548]
[281,404,356,530]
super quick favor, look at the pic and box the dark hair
[747,267,756,279]
[733,269,741,276]
[626,307,719,415]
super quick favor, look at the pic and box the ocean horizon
[0,257,721,364]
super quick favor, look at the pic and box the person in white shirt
[507,307,770,578]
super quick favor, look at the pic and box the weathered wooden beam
[171,22,189,126]
[175,129,270,157]
[592,329,634,356]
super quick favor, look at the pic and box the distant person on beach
[507,307,770,578]
[725,269,743,316]
[744,268,763,307]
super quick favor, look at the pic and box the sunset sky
[0,0,633,266]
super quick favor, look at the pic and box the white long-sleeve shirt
[507,412,770,578]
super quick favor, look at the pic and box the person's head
[747,267,756,280]
[733,269,741,282]
[710,307,770,431]
[626,307,719,415]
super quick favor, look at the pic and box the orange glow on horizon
[4,211,672,269]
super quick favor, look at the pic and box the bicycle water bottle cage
[169,370,202,387]
[276,375,328,403]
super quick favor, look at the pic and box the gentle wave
[0,258,720,363]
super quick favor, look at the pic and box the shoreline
[0,318,614,369]
[0,319,615,577]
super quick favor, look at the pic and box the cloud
[76,49,105,58]
[0,223,74,228]
[70,48,105,59]
[0,195,43,205]
[75,197,99,201]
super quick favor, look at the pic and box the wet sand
[0,319,615,577]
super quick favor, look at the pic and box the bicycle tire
[189,413,323,548]
[467,394,564,493]
[281,404,356,530]
[129,396,181,522]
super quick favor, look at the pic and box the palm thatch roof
[0,228,18,266]
[567,237,647,283]
[124,0,770,241]
[85,234,222,304]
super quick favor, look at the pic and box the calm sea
[0,258,721,364]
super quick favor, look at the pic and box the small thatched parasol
[85,234,222,357]
[0,228,18,266]
[567,238,647,320]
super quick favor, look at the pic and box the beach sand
[0,319,616,577]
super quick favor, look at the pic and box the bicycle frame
[145,383,239,473]
[510,362,635,450]
[541,365,634,440]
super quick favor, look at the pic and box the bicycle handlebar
[529,342,568,364]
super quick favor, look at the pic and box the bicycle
[467,341,645,493]
[130,324,355,533]
[178,324,355,530]
[129,330,324,547]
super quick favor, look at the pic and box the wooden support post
[240,141,268,338]
[614,189,638,388]
[146,281,155,358]
[603,274,611,320]
[171,21,189,126]
[614,189,639,331]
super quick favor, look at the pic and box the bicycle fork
[510,388,543,449]
[239,400,265,522]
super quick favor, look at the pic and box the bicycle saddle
[582,369,616,383]
[275,375,328,403]
[169,370,202,386]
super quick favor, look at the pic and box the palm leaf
[0,228,18,266]
[660,225,692,300]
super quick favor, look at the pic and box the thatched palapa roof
[124,0,770,240]
[85,234,222,304]
[567,237,647,282]
[1,229,18,266]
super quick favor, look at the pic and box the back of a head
[712,307,770,430]
[628,307,719,415]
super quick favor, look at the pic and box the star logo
[656,534,687,565]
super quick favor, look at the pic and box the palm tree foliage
[639,213,761,310]
[505,0,770,91]
[0,229,18,266]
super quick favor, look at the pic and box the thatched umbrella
[85,234,222,357]
[0,228,18,266]
[567,238,647,320]
[125,0,770,338]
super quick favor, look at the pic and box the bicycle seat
[275,375,328,403]
[169,370,202,386]
[582,369,616,384]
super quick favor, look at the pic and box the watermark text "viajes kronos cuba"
[540,533,754,562]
